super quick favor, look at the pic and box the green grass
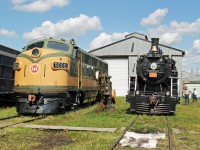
[0,106,18,118]
[0,97,200,150]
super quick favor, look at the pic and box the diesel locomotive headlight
[13,62,21,71]
[52,62,68,70]
[31,48,41,58]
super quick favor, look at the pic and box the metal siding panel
[128,56,137,76]
[103,58,128,96]
[182,72,200,81]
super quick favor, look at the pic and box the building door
[103,58,128,96]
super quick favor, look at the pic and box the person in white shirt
[184,87,191,105]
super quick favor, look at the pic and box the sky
[0,0,200,73]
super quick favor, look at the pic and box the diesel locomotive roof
[23,37,74,52]
[22,37,108,65]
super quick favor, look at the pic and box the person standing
[184,87,191,105]
[192,88,198,104]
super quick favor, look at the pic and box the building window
[131,43,134,52]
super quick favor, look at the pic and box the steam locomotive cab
[126,38,180,114]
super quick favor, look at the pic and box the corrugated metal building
[89,32,185,96]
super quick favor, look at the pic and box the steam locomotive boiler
[126,38,180,115]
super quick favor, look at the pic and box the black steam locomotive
[0,45,20,103]
[126,38,180,115]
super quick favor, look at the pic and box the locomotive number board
[149,72,157,78]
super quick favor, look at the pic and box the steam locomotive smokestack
[150,38,159,53]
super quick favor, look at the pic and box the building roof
[0,44,20,58]
[89,32,185,57]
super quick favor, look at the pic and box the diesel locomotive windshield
[26,41,44,50]
[24,39,70,52]
[47,41,70,51]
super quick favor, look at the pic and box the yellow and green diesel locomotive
[13,37,115,114]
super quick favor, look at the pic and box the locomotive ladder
[170,77,179,97]
[128,76,137,95]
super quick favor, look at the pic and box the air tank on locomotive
[126,38,180,115]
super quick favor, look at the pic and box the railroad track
[0,115,47,130]
[0,115,20,121]
[166,116,173,150]
[109,115,173,150]
[109,115,139,150]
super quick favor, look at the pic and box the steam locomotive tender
[126,38,180,114]
[13,37,115,114]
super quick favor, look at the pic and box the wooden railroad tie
[12,123,117,132]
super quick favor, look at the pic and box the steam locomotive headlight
[31,48,41,58]
[166,91,170,96]
[136,91,140,95]
[52,62,68,70]
[150,62,157,70]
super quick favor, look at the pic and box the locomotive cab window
[26,41,44,50]
[47,41,70,51]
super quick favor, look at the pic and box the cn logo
[30,64,40,74]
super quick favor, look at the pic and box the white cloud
[141,8,168,26]
[159,33,181,45]
[140,9,200,46]
[0,28,17,38]
[89,32,129,50]
[192,39,200,51]
[23,14,102,41]
[169,19,200,34]
[11,0,27,4]
[182,39,200,72]
[12,0,70,12]
[146,18,200,45]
